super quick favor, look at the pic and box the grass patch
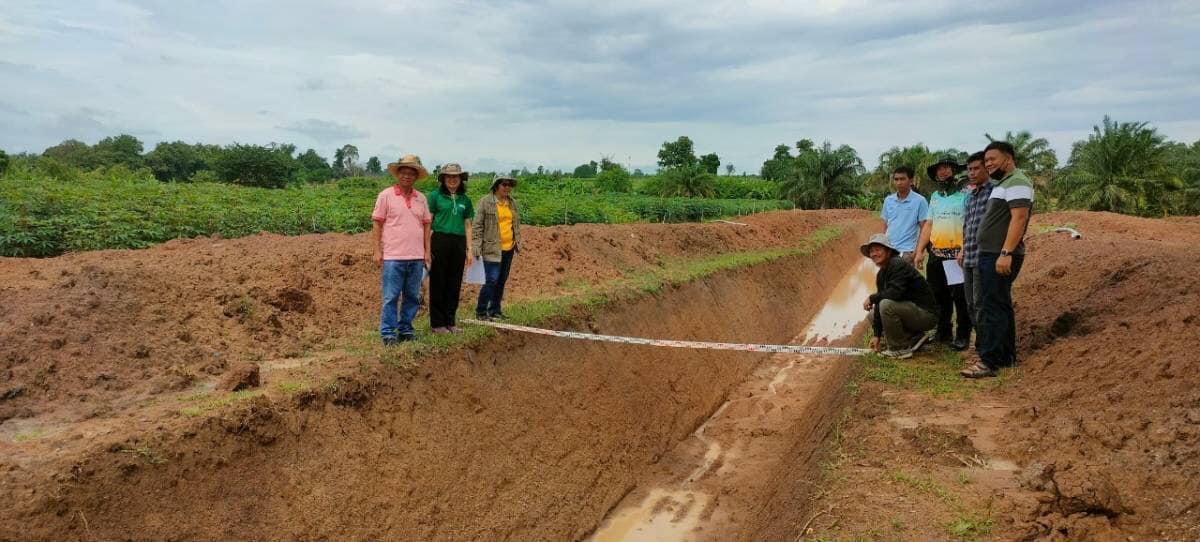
[362,225,845,367]
[889,470,958,505]
[946,511,995,540]
[117,445,168,465]
[179,389,264,417]
[12,428,46,443]
[859,340,1019,399]
[275,381,309,394]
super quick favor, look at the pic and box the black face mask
[988,167,1007,181]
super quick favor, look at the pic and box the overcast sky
[2,0,1198,173]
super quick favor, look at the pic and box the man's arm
[913,220,932,266]
[423,222,432,269]
[371,221,383,266]
[1002,207,1030,253]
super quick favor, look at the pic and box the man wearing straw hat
[861,233,938,359]
[372,155,433,345]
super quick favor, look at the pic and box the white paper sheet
[465,257,486,284]
[942,259,964,286]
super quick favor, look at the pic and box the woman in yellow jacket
[471,174,521,320]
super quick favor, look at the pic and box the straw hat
[860,233,899,257]
[387,154,429,180]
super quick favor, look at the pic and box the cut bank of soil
[0,211,875,541]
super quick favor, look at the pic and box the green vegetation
[860,346,1016,399]
[0,168,791,257]
[179,389,264,417]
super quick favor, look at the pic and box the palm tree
[869,144,937,192]
[655,164,716,198]
[781,141,865,209]
[1057,116,1178,216]
[985,130,1058,177]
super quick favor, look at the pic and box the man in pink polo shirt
[372,155,433,344]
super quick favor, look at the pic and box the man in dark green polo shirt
[962,141,1033,378]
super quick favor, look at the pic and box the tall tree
[760,144,794,182]
[653,164,716,197]
[92,134,145,169]
[1057,116,1178,216]
[43,139,98,169]
[780,141,865,209]
[334,144,360,177]
[725,164,735,176]
[870,144,939,192]
[365,156,382,175]
[296,148,333,183]
[145,141,212,182]
[573,161,597,178]
[213,143,296,188]
[699,152,720,175]
[985,130,1058,178]
[657,136,698,170]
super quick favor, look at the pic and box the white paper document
[465,257,486,284]
[942,259,964,286]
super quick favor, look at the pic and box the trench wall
[14,221,874,541]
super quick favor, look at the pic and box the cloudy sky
[2,0,1198,173]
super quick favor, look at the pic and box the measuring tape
[463,319,872,356]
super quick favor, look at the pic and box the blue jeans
[976,253,1024,369]
[476,250,514,317]
[381,260,424,338]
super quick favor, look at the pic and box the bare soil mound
[1001,211,1200,538]
[0,210,866,426]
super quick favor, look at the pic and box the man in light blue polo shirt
[880,165,929,264]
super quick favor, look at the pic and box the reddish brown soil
[0,210,873,541]
[1000,211,1200,540]
[0,209,865,427]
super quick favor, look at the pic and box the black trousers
[977,252,1024,369]
[429,232,467,328]
[926,253,972,342]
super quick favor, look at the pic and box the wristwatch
[1000,250,1012,257]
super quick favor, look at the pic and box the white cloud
[0,0,1196,172]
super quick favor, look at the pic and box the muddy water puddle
[588,257,876,541]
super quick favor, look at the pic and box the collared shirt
[961,181,995,268]
[928,188,969,259]
[372,185,432,260]
[978,169,1035,255]
[880,191,929,253]
[426,190,475,236]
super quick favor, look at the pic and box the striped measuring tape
[463,319,872,356]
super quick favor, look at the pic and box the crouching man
[861,233,939,359]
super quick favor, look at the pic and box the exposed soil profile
[2,209,1198,541]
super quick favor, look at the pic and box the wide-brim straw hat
[387,154,429,180]
[926,155,965,182]
[491,174,517,192]
[860,233,900,257]
[438,163,469,183]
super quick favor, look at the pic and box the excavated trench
[13,223,876,541]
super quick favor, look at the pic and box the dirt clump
[218,363,260,392]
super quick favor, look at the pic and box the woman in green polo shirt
[426,163,475,334]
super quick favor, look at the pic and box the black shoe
[489,313,508,321]
[951,338,969,351]
[909,332,932,352]
[475,314,491,321]
[382,336,399,346]
[397,334,415,343]
[935,332,953,344]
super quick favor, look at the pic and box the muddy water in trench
[589,257,878,542]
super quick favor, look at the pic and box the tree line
[755,116,1200,216]
[1,114,1196,217]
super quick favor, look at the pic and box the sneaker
[431,327,450,335]
[951,338,970,351]
[382,336,399,347]
[960,361,996,379]
[397,334,416,343]
[881,349,913,359]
